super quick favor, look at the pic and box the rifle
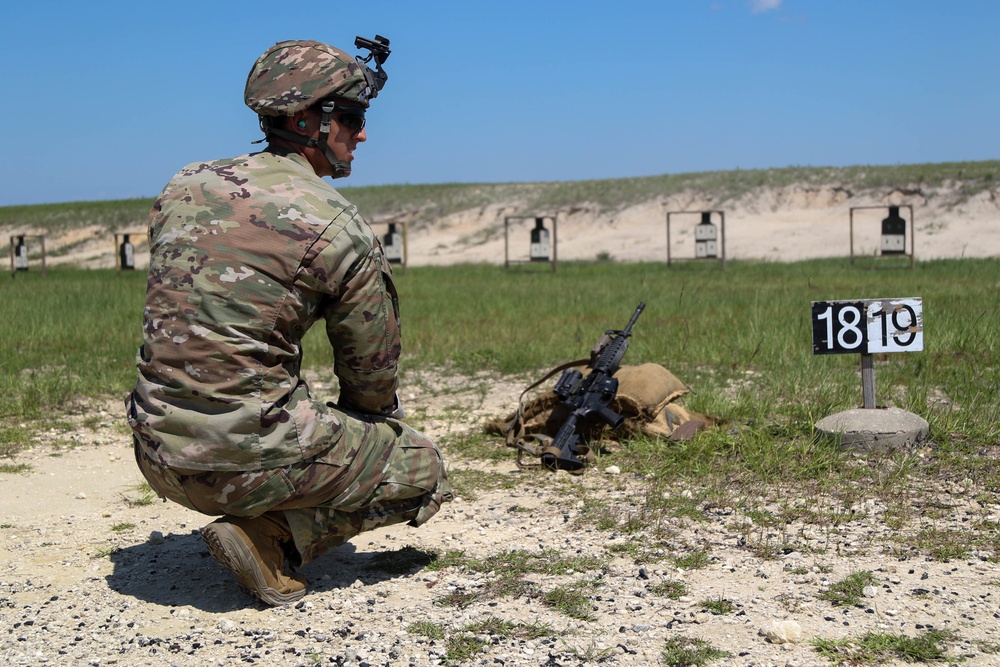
[542,302,645,472]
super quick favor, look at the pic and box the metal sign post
[666,210,726,270]
[9,234,47,277]
[849,205,915,269]
[811,297,928,449]
[504,215,557,272]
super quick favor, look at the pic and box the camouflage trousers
[134,413,452,565]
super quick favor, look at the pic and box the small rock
[761,620,803,644]
[147,531,164,545]
[217,619,237,633]
[862,585,878,598]
[604,465,621,475]
[687,611,709,624]
[76,492,87,500]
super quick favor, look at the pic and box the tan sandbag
[486,363,712,443]
[614,363,715,437]
[614,363,689,408]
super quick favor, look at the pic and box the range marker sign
[811,297,923,355]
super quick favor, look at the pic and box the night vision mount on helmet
[245,35,392,178]
[354,34,390,99]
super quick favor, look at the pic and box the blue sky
[1,0,997,206]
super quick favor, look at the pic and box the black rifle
[542,302,645,472]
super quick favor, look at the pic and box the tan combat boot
[201,513,307,606]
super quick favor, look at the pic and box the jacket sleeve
[306,213,401,414]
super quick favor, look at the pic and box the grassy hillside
[1,160,996,234]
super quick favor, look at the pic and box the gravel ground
[2,388,999,667]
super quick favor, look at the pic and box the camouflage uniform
[126,146,451,564]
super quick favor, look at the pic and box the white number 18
[816,304,865,351]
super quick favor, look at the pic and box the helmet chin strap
[258,100,351,178]
[315,101,351,178]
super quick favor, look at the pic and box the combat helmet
[244,36,390,177]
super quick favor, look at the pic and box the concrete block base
[815,407,929,451]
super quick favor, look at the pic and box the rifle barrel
[623,302,645,336]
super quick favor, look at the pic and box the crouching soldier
[125,37,451,606]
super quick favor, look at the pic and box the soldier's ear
[291,111,311,134]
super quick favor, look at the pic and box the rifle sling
[505,358,593,471]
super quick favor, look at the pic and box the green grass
[700,596,735,615]
[464,617,554,640]
[662,637,729,667]
[442,633,487,665]
[813,629,956,665]
[3,259,998,450]
[429,548,605,580]
[442,466,522,502]
[418,618,558,665]
[121,481,158,507]
[648,580,689,599]
[543,584,597,621]
[384,259,1000,460]
[425,548,605,617]
[406,620,445,640]
[93,545,121,558]
[820,570,876,607]
[0,269,144,427]
[675,549,712,570]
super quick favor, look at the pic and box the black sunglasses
[335,108,366,134]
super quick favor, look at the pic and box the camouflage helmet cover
[244,40,372,116]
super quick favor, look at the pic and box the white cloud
[749,0,782,13]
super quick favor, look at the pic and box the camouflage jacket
[126,148,400,471]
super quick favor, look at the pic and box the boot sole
[202,523,305,606]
